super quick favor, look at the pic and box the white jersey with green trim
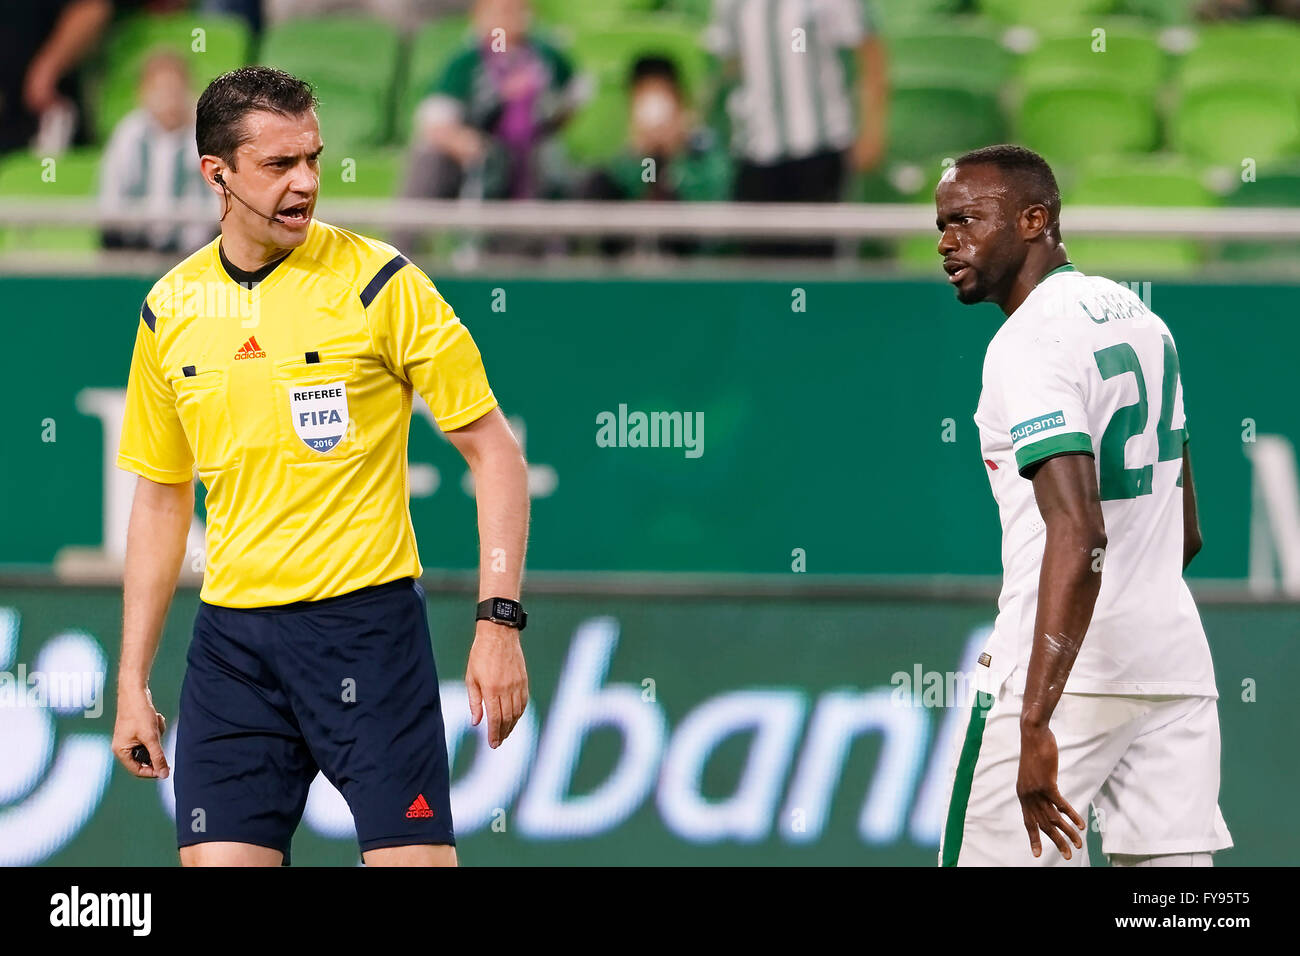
[972,264,1217,697]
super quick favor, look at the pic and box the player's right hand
[1016,723,1085,860]
[112,686,170,779]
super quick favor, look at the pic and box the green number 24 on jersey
[1092,335,1185,501]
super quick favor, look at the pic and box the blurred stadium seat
[563,86,629,165]
[333,148,405,198]
[1017,82,1157,166]
[888,86,1005,162]
[1019,21,1167,97]
[1064,154,1214,274]
[1221,163,1300,269]
[1119,0,1195,24]
[1177,20,1300,94]
[886,22,1014,94]
[871,0,965,35]
[0,149,101,253]
[979,0,1118,28]
[260,15,401,152]
[1171,83,1300,166]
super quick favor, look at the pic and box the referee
[109,67,530,867]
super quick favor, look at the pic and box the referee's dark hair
[196,66,319,169]
[955,144,1062,241]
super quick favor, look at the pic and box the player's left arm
[443,409,531,750]
[1016,451,1106,859]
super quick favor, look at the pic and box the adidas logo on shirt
[234,336,266,360]
[405,794,434,819]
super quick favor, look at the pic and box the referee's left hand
[466,621,529,748]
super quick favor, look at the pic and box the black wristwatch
[476,597,527,631]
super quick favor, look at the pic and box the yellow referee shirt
[117,219,498,608]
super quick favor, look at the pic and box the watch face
[493,599,517,621]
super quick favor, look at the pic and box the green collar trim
[1037,262,1077,285]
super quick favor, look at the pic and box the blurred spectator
[394,0,585,253]
[99,49,217,253]
[0,0,114,157]
[706,0,888,255]
[580,55,731,256]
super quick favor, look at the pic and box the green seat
[0,149,102,253]
[871,0,964,34]
[1170,83,1300,166]
[887,24,1014,94]
[0,149,101,196]
[1021,22,1166,97]
[261,16,401,149]
[563,86,629,164]
[1220,163,1300,268]
[1179,21,1300,94]
[1064,155,1214,275]
[1017,83,1157,166]
[1117,0,1196,25]
[1226,164,1300,206]
[331,148,405,198]
[979,0,1117,28]
[309,87,390,157]
[395,16,472,145]
[887,86,1005,163]
[532,0,655,31]
[92,12,251,143]
[662,0,714,27]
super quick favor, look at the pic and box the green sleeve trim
[1015,431,1093,476]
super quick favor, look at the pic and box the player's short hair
[196,67,319,169]
[628,54,682,94]
[955,144,1062,240]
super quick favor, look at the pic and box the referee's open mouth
[278,201,313,227]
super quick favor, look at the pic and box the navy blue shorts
[174,577,455,862]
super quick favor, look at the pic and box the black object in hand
[131,744,152,767]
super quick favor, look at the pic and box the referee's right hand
[113,686,170,779]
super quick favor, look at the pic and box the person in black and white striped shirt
[706,0,888,255]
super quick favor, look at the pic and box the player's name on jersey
[1078,288,1152,325]
[595,403,704,459]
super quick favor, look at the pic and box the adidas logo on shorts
[405,794,434,819]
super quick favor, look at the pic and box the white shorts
[938,678,1233,866]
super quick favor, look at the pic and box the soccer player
[934,145,1232,867]
[109,67,531,867]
